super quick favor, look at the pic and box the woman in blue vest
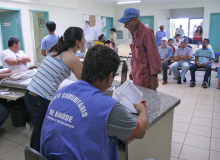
[40,45,149,160]
[156,25,167,47]
[24,27,86,152]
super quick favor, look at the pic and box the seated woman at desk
[110,42,118,52]
[0,69,19,134]
[24,27,85,152]
[40,45,148,160]
[95,34,105,45]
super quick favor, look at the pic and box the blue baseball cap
[181,38,189,43]
[118,8,140,23]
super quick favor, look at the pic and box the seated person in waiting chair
[212,56,220,90]
[190,39,215,88]
[40,45,149,160]
[158,37,173,85]
[1,37,31,71]
[170,38,193,83]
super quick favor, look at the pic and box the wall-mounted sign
[2,23,11,26]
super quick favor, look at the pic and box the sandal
[202,83,207,89]
[190,83,196,87]
[217,87,220,90]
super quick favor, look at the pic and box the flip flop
[216,87,220,90]
[202,83,207,89]
[190,83,196,87]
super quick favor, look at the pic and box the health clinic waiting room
[0,0,220,160]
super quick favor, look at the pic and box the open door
[29,10,49,67]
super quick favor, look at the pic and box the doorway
[0,9,25,51]
[105,17,113,41]
[209,13,220,52]
[29,10,49,66]
[170,18,189,39]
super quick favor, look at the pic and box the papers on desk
[112,80,143,113]
[19,78,32,85]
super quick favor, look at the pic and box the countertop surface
[0,78,180,131]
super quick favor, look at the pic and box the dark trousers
[0,98,9,128]
[162,61,169,81]
[190,63,212,84]
[24,90,50,152]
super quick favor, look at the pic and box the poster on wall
[101,17,106,36]
[83,15,101,41]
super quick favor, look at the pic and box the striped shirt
[27,53,72,100]
[195,48,215,64]
[130,22,161,87]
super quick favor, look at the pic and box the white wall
[0,0,114,67]
[114,0,220,45]
[159,9,171,36]
[171,8,204,19]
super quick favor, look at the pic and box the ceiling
[83,0,204,5]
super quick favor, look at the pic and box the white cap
[161,37,168,41]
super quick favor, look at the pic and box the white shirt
[175,28,185,38]
[1,49,27,71]
[173,39,181,47]
[109,33,117,44]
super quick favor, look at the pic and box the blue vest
[156,31,166,45]
[40,80,118,160]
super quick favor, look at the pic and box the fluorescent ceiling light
[117,1,141,4]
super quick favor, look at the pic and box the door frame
[0,7,25,52]
[140,16,154,30]
[0,20,4,50]
[29,10,49,35]
[209,13,220,51]
[188,17,203,37]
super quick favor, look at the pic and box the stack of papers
[112,80,143,113]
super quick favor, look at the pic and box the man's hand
[1,69,13,74]
[21,61,27,65]
[196,62,200,67]
[134,103,146,115]
[16,58,23,65]
[129,72,133,80]
[200,63,206,67]
[178,55,182,58]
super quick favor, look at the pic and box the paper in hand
[112,80,143,113]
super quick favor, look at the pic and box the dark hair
[168,38,174,42]
[176,34,181,37]
[81,45,121,84]
[104,40,111,44]
[196,26,203,35]
[159,25,164,31]
[86,21,89,24]
[98,34,104,40]
[49,27,83,56]
[8,37,20,47]
[180,25,182,28]
[46,21,56,32]
[110,42,115,47]
[110,28,116,32]
[203,38,210,44]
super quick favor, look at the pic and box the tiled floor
[0,60,219,160]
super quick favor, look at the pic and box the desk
[1,79,180,159]
[111,81,180,160]
[0,79,28,100]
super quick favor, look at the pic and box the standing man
[41,21,59,56]
[170,38,193,83]
[118,8,161,90]
[175,25,185,38]
[190,39,215,88]
[158,37,173,85]
[1,37,31,71]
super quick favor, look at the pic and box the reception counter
[0,78,180,160]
